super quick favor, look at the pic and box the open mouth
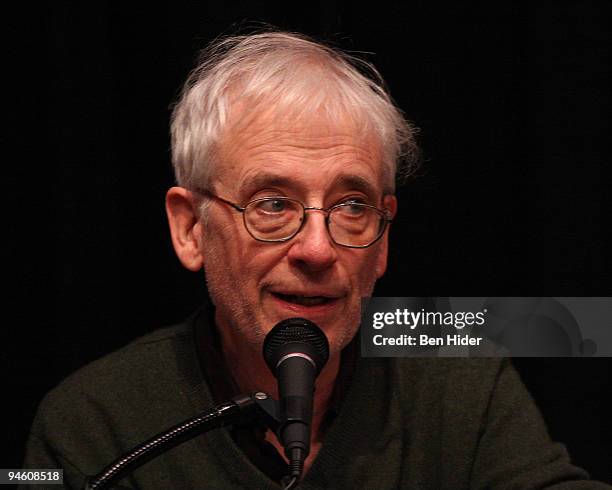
[272,293,334,307]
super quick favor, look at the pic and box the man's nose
[286,211,338,272]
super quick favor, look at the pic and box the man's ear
[165,187,205,271]
[375,194,398,279]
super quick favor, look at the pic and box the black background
[6,1,611,484]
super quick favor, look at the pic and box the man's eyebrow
[331,174,379,197]
[239,172,379,198]
[239,173,295,195]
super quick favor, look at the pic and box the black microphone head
[263,318,330,376]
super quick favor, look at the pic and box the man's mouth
[272,292,335,307]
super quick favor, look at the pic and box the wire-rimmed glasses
[195,191,392,249]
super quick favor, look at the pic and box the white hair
[170,30,419,198]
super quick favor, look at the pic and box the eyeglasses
[194,190,392,248]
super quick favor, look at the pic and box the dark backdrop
[7,1,611,484]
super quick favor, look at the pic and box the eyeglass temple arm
[191,187,246,212]
[214,195,246,212]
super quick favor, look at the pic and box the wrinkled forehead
[214,101,385,193]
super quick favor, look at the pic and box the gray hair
[170,30,419,196]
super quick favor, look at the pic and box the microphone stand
[83,392,281,490]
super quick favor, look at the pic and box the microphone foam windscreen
[263,318,330,375]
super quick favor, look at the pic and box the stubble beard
[202,234,382,357]
[202,250,266,352]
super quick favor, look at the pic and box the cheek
[204,219,249,267]
[333,253,381,308]
[205,230,289,294]
[200,223,246,290]
[353,249,384,292]
[242,246,283,272]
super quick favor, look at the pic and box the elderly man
[25,31,608,489]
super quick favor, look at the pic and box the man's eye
[346,204,365,215]
[258,199,287,213]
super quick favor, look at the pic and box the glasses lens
[329,203,385,247]
[245,198,303,240]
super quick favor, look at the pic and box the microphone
[263,318,330,483]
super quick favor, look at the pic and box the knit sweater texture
[23,312,609,489]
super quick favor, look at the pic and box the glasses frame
[193,189,393,249]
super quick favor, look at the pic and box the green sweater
[23,312,609,489]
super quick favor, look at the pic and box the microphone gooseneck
[263,318,330,485]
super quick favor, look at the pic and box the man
[25,31,608,489]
